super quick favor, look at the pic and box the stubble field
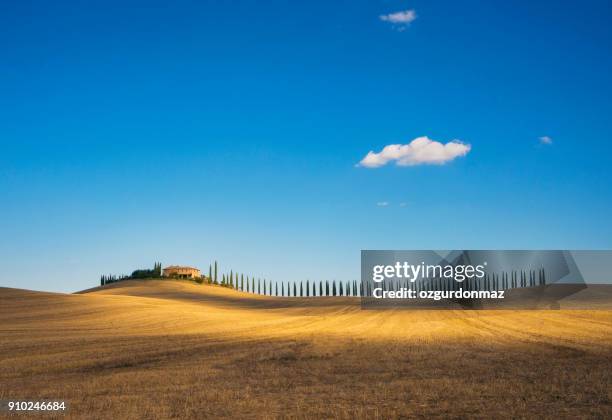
[1,280,611,418]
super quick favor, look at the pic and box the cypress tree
[332,281,337,296]
[326,280,329,296]
[258,278,261,294]
[281,282,285,296]
[527,270,530,287]
[528,270,532,287]
[241,274,244,291]
[300,282,303,297]
[293,282,297,297]
[527,270,531,287]
[306,280,310,297]
[214,261,218,284]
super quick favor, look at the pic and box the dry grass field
[1,280,611,419]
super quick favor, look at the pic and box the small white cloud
[376,201,389,207]
[380,9,417,25]
[539,136,553,145]
[358,136,471,168]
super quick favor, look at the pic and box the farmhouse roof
[163,265,200,270]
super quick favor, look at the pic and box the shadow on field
[80,280,612,310]
[1,330,610,419]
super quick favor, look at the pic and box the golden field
[1,280,611,419]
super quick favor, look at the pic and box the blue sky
[1,0,612,292]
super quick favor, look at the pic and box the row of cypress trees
[361,268,548,296]
[100,273,129,285]
[206,261,361,297]
[101,261,548,296]
[214,268,548,297]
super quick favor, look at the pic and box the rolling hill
[1,280,611,418]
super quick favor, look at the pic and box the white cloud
[539,136,553,145]
[358,136,471,168]
[380,9,417,25]
[376,201,389,207]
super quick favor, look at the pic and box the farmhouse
[162,265,201,279]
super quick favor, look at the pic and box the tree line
[203,260,362,296]
[361,268,548,296]
[100,262,162,285]
[100,261,548,297]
